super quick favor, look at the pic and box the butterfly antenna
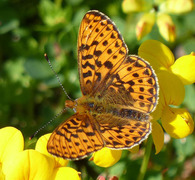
[44,53,72,101]
[29,107,67,140]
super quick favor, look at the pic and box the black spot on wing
[104,61,113,69]
[143,69,150,75]
[82,54,93,60]
[82,61,95,70]
[95,72,101,81]
[94,50,102,57]
[83,70,92,78]
[95,59,102,67]
[102,40,108,46]
[91,41,99,46]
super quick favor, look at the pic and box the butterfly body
[47,10,159,160]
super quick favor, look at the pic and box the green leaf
[24,58,52,79]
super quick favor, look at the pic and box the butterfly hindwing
[93,109,151,149]
[98,55,158,113]
[100,119,151,149]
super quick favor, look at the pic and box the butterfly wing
[98,55,159,114]
[48,10,159,159]
[47,113,104,160]
[99,117,151,149]
[78,10,128,95]
[78,10,158,113]
[77,11,158,150]
[93,55,158,149]
[91,111,151,149]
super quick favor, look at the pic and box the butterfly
[47,10,159,160]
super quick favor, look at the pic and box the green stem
[137,135,153,180]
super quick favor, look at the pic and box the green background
[0,0,195,179]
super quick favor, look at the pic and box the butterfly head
[65,100,76,109]
[65,98,85,113]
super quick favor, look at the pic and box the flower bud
[161,107,194,139]
[136,12,155,40]
[157,13,176,42]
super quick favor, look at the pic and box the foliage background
[0,0,195,179]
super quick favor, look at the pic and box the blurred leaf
[173,135,195,160]
[72,7,89,25]
[43,74,64,87]
[109,161,126,177]
[66,0,83,5]
[183,84,195,111]
[39,0,72,27]
[183,39,195,54]
[0,19,19,34]
[0,2,19,34]
[185,10,195,32]
[145,170,163,180]
[24,58,52,79]
[4,58,31,87]
[166,165,179,179]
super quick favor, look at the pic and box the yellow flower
[3,149,55,180]
[36,133,81,180]
[35,133,69,167]
[35,133,81,180]
[138,40,195,153]
[162,0,193,14]
[122,0,193,41]
[136,12,155,40]
[91,40,194,166]
[156,13,176,42]
[122,0,152,13]
[161,107,194,139]
[171,52,195,85]
[90,147,122,168]
[0,127,24,180]
[53,167,81,180]
[0,127,80,180]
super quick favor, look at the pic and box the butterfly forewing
[78,10,128,95]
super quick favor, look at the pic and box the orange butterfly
[47,10,159,160]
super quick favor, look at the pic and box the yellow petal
[91,147,122,168]
[2,149,55,180]
[157,70,185,105]
[161,107,194,139]
[0,163,5,180]
[162,0,193,14]
[0,127,24,163]
[35,133,69,167]
[136,12,155,40]
[151,89,164,121]
[138,40,175,72]
[152,121,164,154]
[128,145,139,153]
[53,167,81,180]
[157,13,176,42]
[122,0,151,13]
[171,52,195,85]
